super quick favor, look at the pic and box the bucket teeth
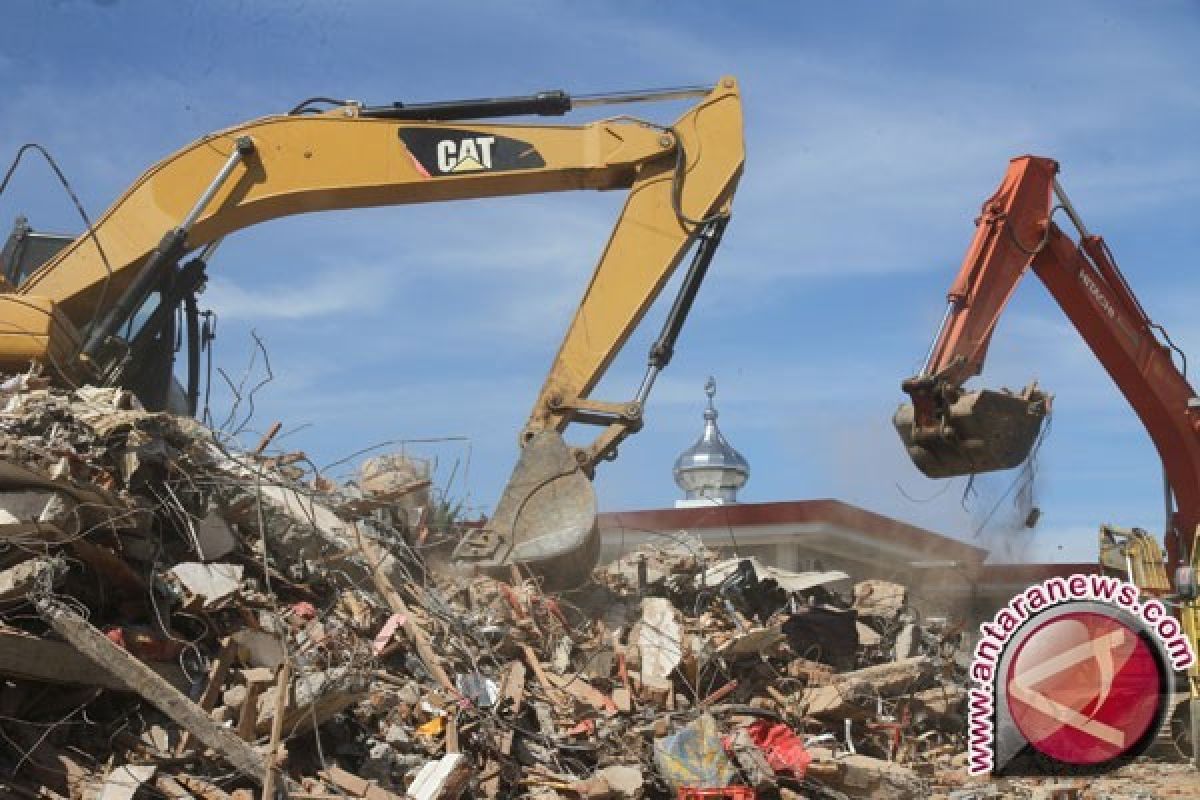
[452,430,598,589]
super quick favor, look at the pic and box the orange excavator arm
[896,154,1200,747]
[896,155,1200,568]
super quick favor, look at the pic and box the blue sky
[1,1,1198,562]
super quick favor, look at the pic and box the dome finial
[704,375,718,420]
[673,375,749,506]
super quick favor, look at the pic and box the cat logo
[398,128,546,178]
[436,136,496,173]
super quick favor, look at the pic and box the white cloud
[203,261,398,320]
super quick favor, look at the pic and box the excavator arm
[896,155,1200,562]
[895,155,1200,745]
[0,78,745,587]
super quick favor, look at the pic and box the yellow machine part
[0,295,83,379]
[0,78,744,586]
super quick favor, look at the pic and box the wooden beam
[153,774,197,799]
[519,644,567,709]
[237,682,265,742]
[352,526,455,694]
[480,662,525,799]
[36,598,266,784]
[262,661,293,799]
[252,422,283,457]
[177,636,235,755]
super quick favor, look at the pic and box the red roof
[597,498,988,565]
[978,562,1100,583]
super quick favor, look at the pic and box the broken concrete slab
[635,596,683,692]
[716,624,785,658]
[0,490,79,538]
[853,579,908,619]
[192,507,238,561]
[703,556,852,594]
[808,747,921,799]
[255,665,371,737]
[230,629,285,670]
[593,765,642,798]
[801,656,932,717]
[0,556,59,601]
[166,562,243,609]
[99,764,157,800]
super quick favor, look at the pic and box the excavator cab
[893,382,1050,479]
[1,217,74,288]
[2,218,199,414]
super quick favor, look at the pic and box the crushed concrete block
[635,596,682,691]
[0,557,59,601]
[802,656,931,717]
[853,579,907,619]
[594,765,642,798]
[166,562,243,609]
[807,747,921,799]
[193,507,238,561]
[98,764,156,800]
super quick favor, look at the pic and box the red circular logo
[1005,611,1163,765]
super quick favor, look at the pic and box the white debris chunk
[637,596,683,691]
[98,764,156,800]
[167,562,244,609]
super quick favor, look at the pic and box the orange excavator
[893,155,1200,758]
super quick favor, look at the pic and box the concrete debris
[0,377,1177,799]
[98,764,157,800]
[166,561,244,608]
[800,657,932,718]
[635,596,684,692]
[704,556,852,595]
[854,580,908,620]
[0,556,60,600]
[408,753,472,800]
[192,505,239,560]
[595,765,643,798]
[806,747,921,799]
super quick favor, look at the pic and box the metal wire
[0,142,117,343]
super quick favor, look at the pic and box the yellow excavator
[0,77,744,588]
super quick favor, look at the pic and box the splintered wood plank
[177,636,236,754]
[480,661,525,798]
[36,598,266,784]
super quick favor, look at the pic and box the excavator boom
[0,78,745,588]
[896,155,1200,560]
[896,155,1200,749]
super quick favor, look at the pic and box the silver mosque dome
[673,377,749,505]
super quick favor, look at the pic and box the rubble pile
[0,375,1047,799]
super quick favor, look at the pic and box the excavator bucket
[893,385,1050,479]
[451,431,599,590]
